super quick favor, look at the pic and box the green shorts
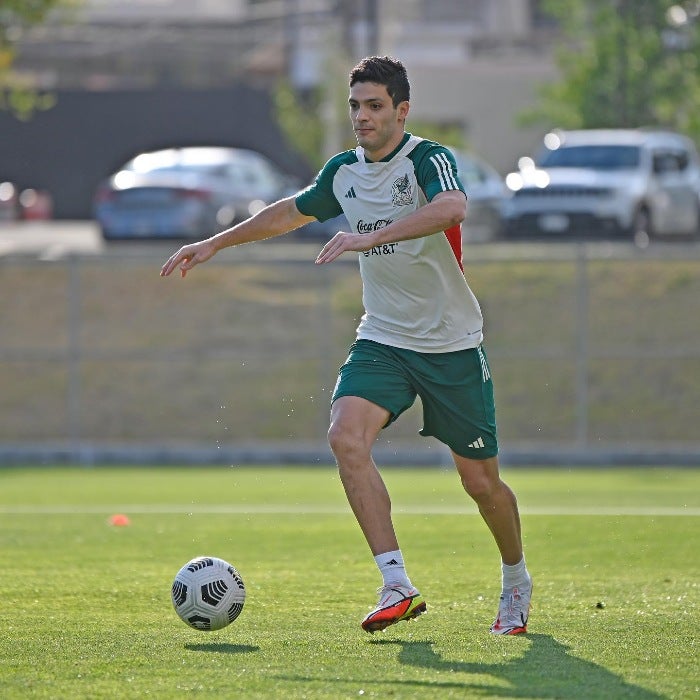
[332,339,498,458]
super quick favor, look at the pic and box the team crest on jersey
[391,173,413,206]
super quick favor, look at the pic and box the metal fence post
[66,256,83,459]
[316,263,334,443]
[574,243,590,448]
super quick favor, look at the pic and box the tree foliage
[524,0,700,141]
[0,0,74,120]
[273,80,327,172]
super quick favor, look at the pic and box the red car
[0,181,53,221]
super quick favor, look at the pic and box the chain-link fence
[1,242,699,465]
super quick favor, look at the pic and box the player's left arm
[315,189,466,264]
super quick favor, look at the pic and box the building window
[419,0,485,23]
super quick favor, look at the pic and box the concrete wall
[408,58,559,174]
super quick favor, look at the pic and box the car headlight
[505,172,523,192]
[248,200,266,216]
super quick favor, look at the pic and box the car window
[538,145,641,170]
[222,159,282,189]
[653,152,681,174]
[245,159,282,189]
[124,160,224,177]
[456,159,487,186]
[221,164,246,185]
[654,150,690,173]
[463,166,487,186]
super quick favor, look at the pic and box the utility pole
[367,0,379,56]
[616,0,630,126]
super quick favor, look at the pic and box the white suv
[503,129,700,239]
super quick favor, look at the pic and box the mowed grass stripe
[1,504,698,516]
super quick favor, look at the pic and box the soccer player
[161,55,532,635]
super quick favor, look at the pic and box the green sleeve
[410,141,466,202]
[295,152,355,222]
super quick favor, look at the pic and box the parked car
[452,150,509,242]
[0,181,53,221]
[94,146,299,240]
[502,129,700,240]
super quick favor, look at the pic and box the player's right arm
[160,196,315,278]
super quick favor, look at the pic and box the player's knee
[327,421,367,462]
[459,466,500,503]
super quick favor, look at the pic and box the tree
[0,1,76,120]
[524,0,700,141]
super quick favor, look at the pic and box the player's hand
[315,230,372,264]
[160,240,217,278]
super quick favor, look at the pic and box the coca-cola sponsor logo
[357,218,393,233]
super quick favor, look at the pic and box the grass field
[0,466,698,699]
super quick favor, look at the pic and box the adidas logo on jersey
[344,186,357,199]
[467,437,485,449]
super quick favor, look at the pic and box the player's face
[349,82,409,161]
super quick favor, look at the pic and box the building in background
[11,0,559,173]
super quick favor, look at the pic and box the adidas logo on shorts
[467,437,485,449]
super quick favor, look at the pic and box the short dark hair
[349,56,410,107]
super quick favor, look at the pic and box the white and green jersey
[296,133,484,353]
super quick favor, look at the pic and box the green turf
[0,466,698,699]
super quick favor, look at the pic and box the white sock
[374,549,412,588]
[502,556,531,591]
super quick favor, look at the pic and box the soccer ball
[171,556,246,631]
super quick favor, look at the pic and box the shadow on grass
[185,643,260,654]
[369,634,665,699]
[277,634,665,698]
